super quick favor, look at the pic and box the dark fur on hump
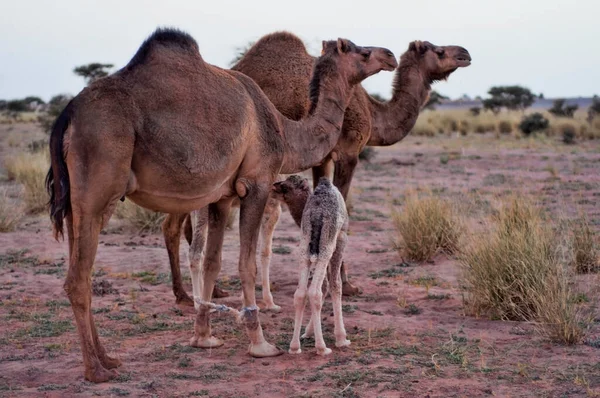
[308,41,341,115]
[124,27,199,70]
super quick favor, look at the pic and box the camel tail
[45,100,74,241]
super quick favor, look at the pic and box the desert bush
[4,152,49,213]
[460,198,590,344]
[115,199,165,233]
[572,217,598,273]
[39,94,72,133]
[358,147,376,162]
[0,191,22,232]
[392,192,462,262]
[519,113,549,136]
[469,107,481,116]
[560,122,577,144]
[548,99,578,118]
[497,120,513,134]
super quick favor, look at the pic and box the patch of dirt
[0,125,599,397]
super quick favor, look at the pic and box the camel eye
[436,49,445,58]
[362,51,371,59]
[385,50,393,57]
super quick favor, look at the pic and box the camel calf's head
[321,38,398,84]
[408,41,471,83]
[271,175,310,201]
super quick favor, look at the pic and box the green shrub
[519,113,549,136]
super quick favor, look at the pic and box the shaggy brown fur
[46,28,395,382]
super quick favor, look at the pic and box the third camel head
[406,40,471,83]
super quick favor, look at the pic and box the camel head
[407,41,471,83]
[271,175,311,201]
[321,38,398,84]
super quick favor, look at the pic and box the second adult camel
[45,28,396,382]
[164,35,471,307]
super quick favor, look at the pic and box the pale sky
[1,0,598,102]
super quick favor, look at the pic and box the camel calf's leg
[329,232,350,348]
[308,259,331,356]
[257,197,281,311]
[289,259,310,354]
[190,201,230,348]
[162,213,193,306]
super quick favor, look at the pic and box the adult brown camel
[163,38,471,307]
[45,28,395,382]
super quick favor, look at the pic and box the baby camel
[272,175,350,355]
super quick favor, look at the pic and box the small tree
[22,96,46,109]
[483,86,536,113]
[73,63,114,85]
[548,99,578,118]
[519,113,549,136]
[425,90,449,110]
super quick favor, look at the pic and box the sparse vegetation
[0,191,22,232]
[392,192,462,262]
[572,217,598,273]
[460,197,592,344]
[519,113,549,136]
[4,151,49,213]
[115,199,165,233]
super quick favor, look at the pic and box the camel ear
[321,40,327,55]
[410,41,428,55]
[337,38,350,54]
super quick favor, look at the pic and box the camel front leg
[289,259,310,354]
[190,201,230,348]
[162,213,193,306]
[257,196,281,311]
[329,231,350,348]
[311,157,334,189]
[239,183,282,358]
[333,154,362,297]
[308,259,331,356]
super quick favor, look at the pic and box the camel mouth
[383,61,398,71]
[455,53,472,67]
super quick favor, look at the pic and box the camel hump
[255,31,307,52]
[124,27,200,70]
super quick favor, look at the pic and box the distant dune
[438,97,595,110]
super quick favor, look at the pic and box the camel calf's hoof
[262,302,281,312]
[335,339,351,348]
[248,342,283,358]
[316,347,332,356]
[342,281,362,297]
[189,335,224,348]
[85,365,118,383]
[288,347,302,355]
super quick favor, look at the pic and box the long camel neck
[367,55,430,146]
[279,63,353,173]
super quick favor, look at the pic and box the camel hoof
[288,347,302,355]
[85,365,118,383]
[100,354,122,369]
[335,339,351,348]
[176,294,195,307]
[189,335,224,348]
[316,347,332,356]
[248,341,283,358]
[212,286,229,299]
[342,282,362,297]
[262,303,281,312]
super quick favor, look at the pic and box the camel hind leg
[162,213,193,306]
[289,259,310,354]
[329,231,350,348]
[257,196,281,311]
[308,258,331,355]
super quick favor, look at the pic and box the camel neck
[367,57,430,146]
[285,189,311,227]
[279,62,352,173]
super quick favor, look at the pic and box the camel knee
[308,288,323,310]
[293,288,306,306]
[64,277,91,308]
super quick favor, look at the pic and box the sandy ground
[0,123,599,397]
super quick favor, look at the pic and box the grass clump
[571,217,598,273]
[392,191,462,262]
[460,197,592,344]
[0,191,22,232]
[4,151,49,213]
[115,199,165,233]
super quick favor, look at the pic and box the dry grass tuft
[572,217,598,273]
[460,197,592,344]
[392,191,462,262]
[4,151,49,214]
[0,190,23,232]
[115,199,165,233]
